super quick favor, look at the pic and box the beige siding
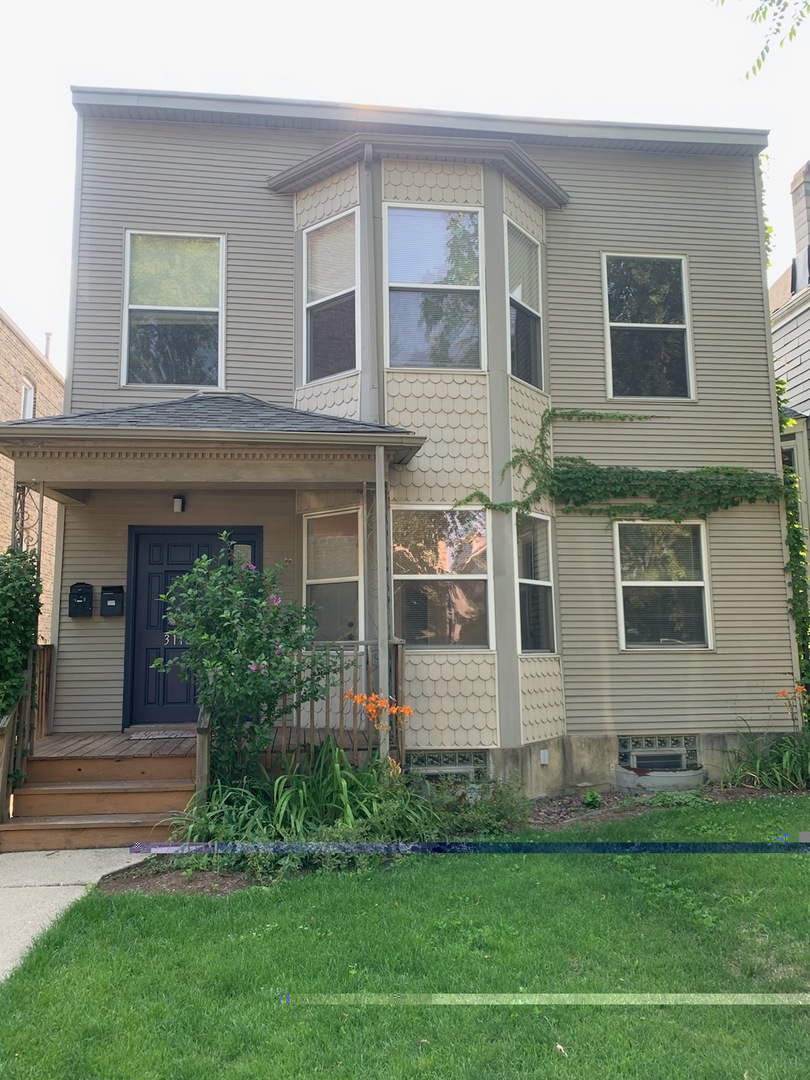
[383,161,482,205]
[519,655,566,742]
[509,377,552,516]
[52,489,297,732]
[528,148,780,471]
[556,502,796,735]
[386,370,490,503]
[71,119,341,412]
[402,653,498,749]
[296,488,363,514]
[503,179,545,243]
[294,371,361,418]
[295,166,359,230]
[773,297,810,413]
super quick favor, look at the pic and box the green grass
[1,796,810,1078]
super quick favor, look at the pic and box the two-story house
[0,89,798,847]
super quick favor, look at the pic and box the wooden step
[0,814,173,852]
[26,756,195,783]
[12,779,195,818]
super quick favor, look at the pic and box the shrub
[153,536,344,783]
[582,789,602,809]
[427,776,531,837]
[0,547,41,714]
[724,731,810,791]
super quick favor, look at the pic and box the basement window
[618,734,699,769]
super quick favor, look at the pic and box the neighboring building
[0,308,64,640]
[0,88,797,795]
[772,163,810,542]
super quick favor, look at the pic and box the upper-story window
[387,206,481,369]
[21,380,35,419]
[305,211,357,382]
[125,232,223,387]
[507,222,542,389]
[605,255,691,398]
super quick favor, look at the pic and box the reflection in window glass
[387,207,481,370]
[516,515,554,652]
[305,512,360,641]
[306,214,357,382]
[392,509,488,647]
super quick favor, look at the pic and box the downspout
[375,444,390,758]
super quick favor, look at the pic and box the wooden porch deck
[32,730,196,759]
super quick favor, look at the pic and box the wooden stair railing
[0,650,35,823]
[195,708,212,808]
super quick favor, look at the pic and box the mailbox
[100,585,125,617]
[68,582,93,618]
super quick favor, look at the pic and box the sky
[1,0,808,376]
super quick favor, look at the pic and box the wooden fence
[0,646,51,822]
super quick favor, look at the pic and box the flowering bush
[154,535,344,783]
[0,547,41,714]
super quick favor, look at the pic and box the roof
[72,87,768,158]
[0,393,424,464]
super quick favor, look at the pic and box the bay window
[616,522,709,649]
[125,232,222,386]
[304,511,361,641]
[387,207,481,369]
[305,211,357,382]
[605,255,691,398]
[392,508,489,647]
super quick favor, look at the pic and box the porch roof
[0,392,424,463]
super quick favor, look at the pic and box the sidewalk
[0,848,145,980]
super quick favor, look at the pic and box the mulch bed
[95,784,809,897]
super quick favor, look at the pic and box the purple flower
[275,644,285,655]
[247,563,256,571]
[268,594,282,607]
[249,661,268,674]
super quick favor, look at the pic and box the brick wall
[0,309,65,641]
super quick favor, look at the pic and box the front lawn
[1,795,809,1079]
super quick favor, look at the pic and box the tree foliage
[722,0,810,75]
[0,548,41,715]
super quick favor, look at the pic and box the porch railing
[194,639,406,805]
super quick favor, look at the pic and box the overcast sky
[2,0,808,375]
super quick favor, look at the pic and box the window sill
[300,369,359,387]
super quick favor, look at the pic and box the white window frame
[302,507,364,642]
[302,208,360,386]
[614,519,712,651]
[602,252,695,401]
[383,202,487,372]
[21,379,35,419]
[122,230,226,389]
[390,504,494,651]
[505,218,543,391]
[513,511,556,654]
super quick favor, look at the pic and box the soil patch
[97,858,254,896]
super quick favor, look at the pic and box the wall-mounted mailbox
[100,585,125,617]
[68,582,93,618]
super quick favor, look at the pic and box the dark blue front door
[127,527,262,726]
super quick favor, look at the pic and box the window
[507,222,542,388]
[605,255,690,398]
[305,212,357,382]
[21,380,35,419]
[125,232,222,386]
[516,514,554,651]
[616,523,709,649]
[392,508,489,647]
[387,207,481,369]
[304,511,360,641]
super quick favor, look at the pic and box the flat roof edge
[70,87,769,155]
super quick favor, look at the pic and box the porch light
[172,495,185,513]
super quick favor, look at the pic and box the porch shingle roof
[1,393,413,436]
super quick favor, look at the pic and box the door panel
[128,528,261,726]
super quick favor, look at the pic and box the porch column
[375,444,390,757]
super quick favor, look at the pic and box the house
[0,307,64,641]
[0,88,798,848]
[772,162,810,536]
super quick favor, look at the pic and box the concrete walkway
[0,848,145,980]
